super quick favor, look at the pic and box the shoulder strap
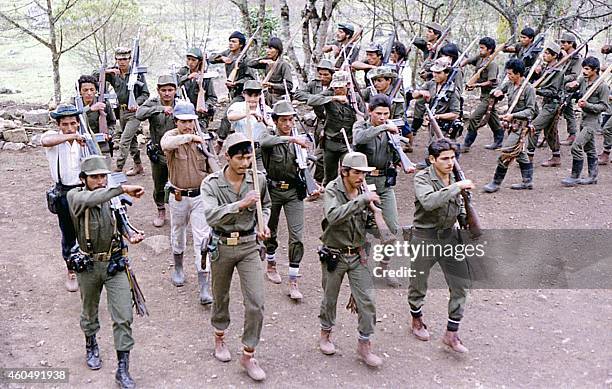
[56,151,62,185]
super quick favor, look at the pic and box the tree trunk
[256,0,266,54]
[312,0,335,64]
[301,4,314,81]
[46,0,61,103]
[280,0,305,82]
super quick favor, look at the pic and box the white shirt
[43,130,82,185]
[227,101,271,141]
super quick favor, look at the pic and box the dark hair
[78,75,98,91]
[505,58,526,77]
[339,26,353,38]
[440,43,459,62]
[369,94,391,111]
[229,31,246,47]
[340,166,351,177]
[227,142,253,157]
[544,48,560,58]
[268,37,283,55]
[391,42,408,61]
[243,89,261,97]
[271,113,294,122]
[428,138,456,158]
[520,27,536,39]
[479,37,496,52]
[582,56,600,71]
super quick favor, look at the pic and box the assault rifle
[127,31,148,110]
[227,26,261,83]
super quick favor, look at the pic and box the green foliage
[249,7,279,43]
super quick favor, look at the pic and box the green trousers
[264,187,304,267]
[602,116,612,151]
[319,254,376,338]
[527,103,560,157]
[116,111,142,170]
[76,261,134,351]
[150,159,168,209]
[464,97,502,147]
[562,102,577,136]
[210,240,265,349]
[323,139,348,186]
[571,122,597,161]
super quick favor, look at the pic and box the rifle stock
[244,106,265,235]
[228,26,261,83]
[466,35,515,89]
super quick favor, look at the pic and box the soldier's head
[365,43,383,65]
[186,47,204,72]
[242,80,263,107]
[430,57,452,84]
[543,42,561,63]
[505,58,526,82]
[50,104,81,134]
[369,66,396,93]
[439,43,459,63]
[336,23,354,42]
[157,75,177,105]
[78,75,98,105]
[224,133,253,175]
[330,71,350,95]
[316,59,335,86]
[173,101,198,134]
[428,139,457,176]
[267,37,283,60]
[479,37,496,57]
[559,33,577,50]
[114,47,131,72]
[519,27,535,47]
[79,155,111,190]
[368,95,391,126]
[271,100,295,135]
[229,31,246,51]
[425,22,443,43]
[581,56,600,77]
[340,152,375,189]
[391,42,408,63]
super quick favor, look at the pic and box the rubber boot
[598,150,610,165]
[198,272,213,305]
[356,339,383,367]
[171,253,185,287]
[578,157,598,185]
[561,159,583,187]
[85,335,101,370]
[483,165,508,193]
[214,331,231,362]
[511,162,534,190]
[115,351,135,389]
[240,349,266,381]
[319,329,336,355]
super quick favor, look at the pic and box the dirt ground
[1,120,611,388]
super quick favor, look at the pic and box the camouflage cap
[50,103,81,120]
[186,47,204,60]
[224,132,251,151]
[157,74,177,87]
[545,41,561,55]
[365,42,383,53]
[316,59,336,71]
[558,33,576,43]
[368,66,397,80]
[243,80,263,92]
[430,57,452,73]
[80,155,111,176]
[330,71,350,88]
[426,22,444,34]
[341,152,375,172]
[114,46,131,59]
[272,100,296,116]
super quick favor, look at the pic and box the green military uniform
[408,164,470,332]
[176,66,218,129]
[72,98,116,154]
[506,41,540,72]
[361,86,405,120]
[247,57,293,105]
[561,50,583,138]
[601,101,612,158]
[418,75,462,142]
[201,155,271,349]
[135,95,175,209]
[462,55,502,148]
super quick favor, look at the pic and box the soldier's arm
[307,91,334,107]
[67,186,124,217]
[324,188,370,225]
[201,178,243,227]
[414,172,462,211]
[564,57,581,84]
[481,61,498,87]
[246,57,267,69]
[353,120,387,144]
[536,70,562,98]
[351,60,374,71]
[583,83,610,115]
[259,173,271,225]
[293,81,314,102]
[105,102,117,127]
[412,37,429,56]
[266,63,293,94]
[135,98,162,121]
[511,86,537,120]
[136,76,150,105]
[259,133,294,148]
[160,131,194,151]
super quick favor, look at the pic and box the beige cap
[330,71,350,88]
[114,47,131,59]
[272,100,296,116]
[545,41,561,55]
[558,33,576,43]
[316,59,336,71]
[224,132,251,150]
[426,22,444,34]
[341,152,375,172]
[80,155,111,176]
[430,57,452,73]
[368,66,398,80]
[157,75,176,87]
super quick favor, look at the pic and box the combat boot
[126,164,144,177]
[152,207,165,228]
[511,162,534,190]
[442,330,469,353]
[240,349,266,381]
[561,159,584,187]
[356,339,383,367]
[598,150,610,165]
[483,165,508,193]
[288,279,303,300]
[198,271,213,305]
[213,331,231,362]
[319,329,336,355]
[171,253,185,287]
[85,335,101,370]
[578,157,598,185]
[115,351,135,389]
[411,316,430,341]
[560,134,575,146]
[541,155,561,167]
[265,261,282,284]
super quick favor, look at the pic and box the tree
[0,0,120,103]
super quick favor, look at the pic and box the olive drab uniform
[506,42,541,73]
[418,79,462,140]
[601,100,612,160]
[462,55,502,148]
[561,51,583,138]
[177,66,218,128]
[82,100,116,154]
[201,167,271,349]
[408,164,470,332]
[246,57,293,106]
[135,96,175,210]
[361,86,405,120]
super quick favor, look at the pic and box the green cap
[426,22,444,34]
[272,100,295,116]
[558,33,576,43]
[80,155,112,176]
[186,47,203,60]
[224,132,251,150]
[114,47,131,59]
[341,152,375,172]
[243,80,263,92]
[316,59,336,71]
[157,75,177,87]
[545,41,561,55]
[368,66,397,80]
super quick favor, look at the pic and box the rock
[3,142,26,151]
[23,109,50,125]
[0,87,19,95]
[0,119,19,130]
[536,294,548,301]
[3,128,28,143]
[0,141,4,149]
[141,235,170,255]
[0,109,24,120]
[30,133,44,146]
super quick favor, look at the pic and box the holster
[318,246,340,272]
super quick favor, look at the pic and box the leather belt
[169,187,201,197]
[330,246,362,256]
[213,229,255,237]
[414,227,455,240]
[213,230,257,246]
[80,249,121,262]
[267,179,294,190]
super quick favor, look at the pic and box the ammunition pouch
[318,246,340,272]
[146,141,162,164]
[106,254,127,276]
[66,246,93,273]
[385,166,397,188]
[201,233,220,268]
[440,119,464,139]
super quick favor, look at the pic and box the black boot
[483,165,508,193]
[578,157,598,185]
[561,159,583,187]
[115,351,135,389]
[511,162,534,190]
[85,335,101,370]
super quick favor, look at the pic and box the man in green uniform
[503,27,541,72]
[201,133,271,381]
[558,33,583,146]
[360,66,405,119]
[67,155,145,389]
[135,75,177,227]
[408,139,474,353]
[461,37,502,151]
[322,23,360,67]
[176,47,218,129]
[483,59,538,192]
[527,42,565,167]
[352,42,384,87]
[598,102,612,165]
[101,47,149,176]
[318,152,383,367]
[247,37,293,106]
[562,57,610,186]
[260,101,317,298]
[77,75,116,154]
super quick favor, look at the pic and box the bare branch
[0,10,51,48]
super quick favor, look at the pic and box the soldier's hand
[385,123,399,134]
[191,135,204,143]
[404,165,417,174]
[106,68,120,75]
[91,102,106,112]
[500,113,513,122]
[420,90,431,101]
[225,81,236,88]
[332,95,348,104]
[577,99,587,108]
[261,81,272,89]
[566,81,579,89]
[222,56,233,64]
[188,72,199,80]
[196,107,208,114]
[239,190,260,209]
[493,89,504,98]
[365,192,381,204]
[122,185,145,198]
[456,179,475,191]
[534,65,542,74]
[258,226,271,241]
[322,44,333,53]
[129,232,145,244]
[291,136,309,148]
[128,106,138,112]
[261,59,275,66]
[163,106,174,115]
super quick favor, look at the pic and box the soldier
[351,42,384,87]
[210,31,256,140]
[526,42,565,167]
[77,75,116,154]
[322,23,360,67]
[562,57,610,187]
[413,22,445,81]
[160,101,213,304]
[558,33,583,146]
[318,152,383,367]
[260,101,317,298]
[67,155,145,389]
[201,132,271,382]
[461,37,503,152]
[483,59,538,192]
[308,71,365,185]
[294,59,335,184]
[42,104,86,292]
[503,27,540,72]
[135,75,177,227]
[247,37,293,106]
[361,66,403,119]
[408,139,474,353]
[176,47,218,129]
[598,97,612,165]
[101,47,149,176]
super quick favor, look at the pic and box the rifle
[171,64,184,100]
[466,34,516,89]
[340,128,395,244]
[127,31,148,110]
[244,104,266,235]
[505,53,544,116]
[196,55,207,114]
[426,25,451,61]
[334,26,363,69]
[521,27,549,68]
[382,33,395,65]
[95,64,114,157]
[424,105,482,239]
[577,66,612,111]
[227,26,262,83]
[388,119,416,172]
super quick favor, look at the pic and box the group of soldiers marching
[41,20,611,386]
